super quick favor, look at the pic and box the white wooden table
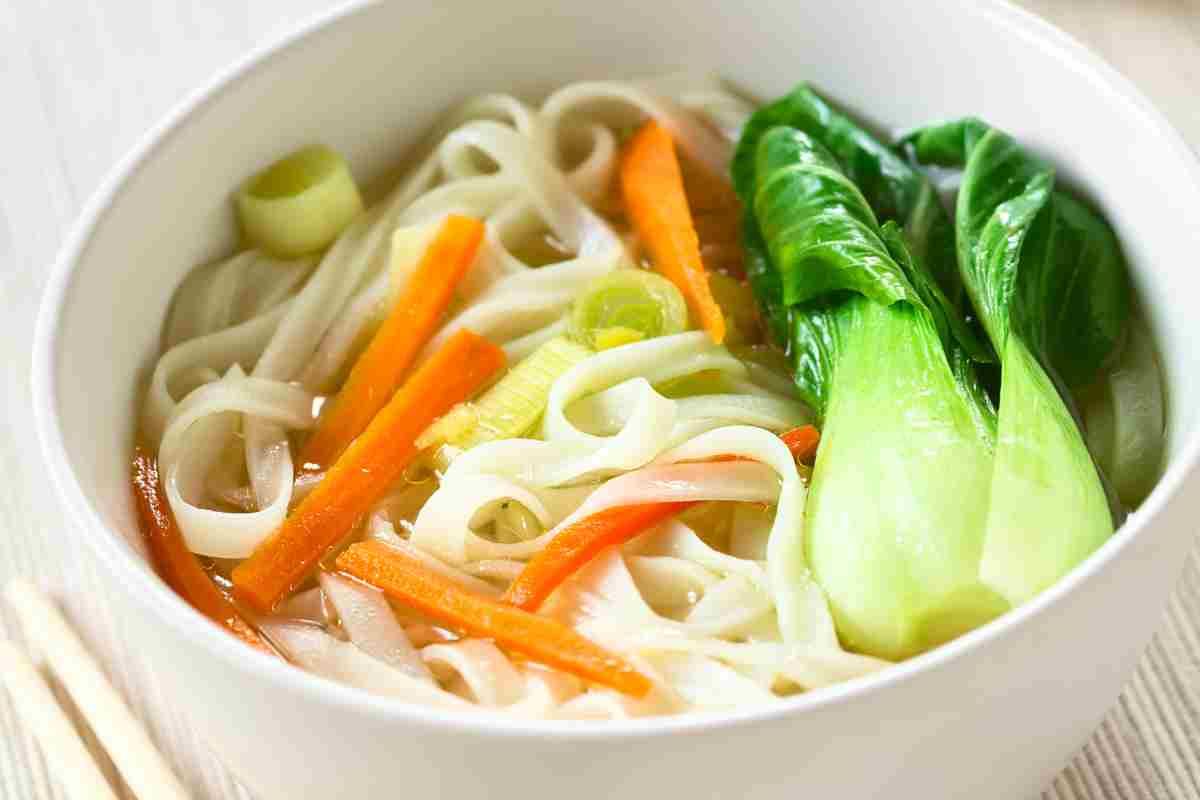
[1,1,1198,797]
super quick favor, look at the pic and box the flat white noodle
[422,641,525,707]
[159,367,314,557]
[554,548,885,695]
[436,332,804,489]
[163,251,313,351]
[656,426,837,648]
[413,462,778,567]
[628,519,771,595]
[625,556,720,609]
[318,572,431,683]
[143,300,292,444]
[553,687,674,720]
[728,503,773,561]
[262,622,469,711]
[638,72,756,144]
[682,575,774,638]
[550,547,766,644]
[505,666,583,718]
[460,560,525,583]
[275,587,330,626]
[540,80,734,183]
[644,652,778,711]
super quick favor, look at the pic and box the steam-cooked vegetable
[905,118,1127,604]
[736,124,1006,659]
[904,118,1128,392]
[1083,315,1165,508]
[237,144,364,258]
[622,120,727,343]
[418,336,591,451]
[569,269,688,350]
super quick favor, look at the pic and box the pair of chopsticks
[0,579,190,800]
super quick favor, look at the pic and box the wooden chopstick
[0,639,121,800]
[3,579,191,800]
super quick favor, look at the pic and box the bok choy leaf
[733,84,964,309]
[905,119,1129,392]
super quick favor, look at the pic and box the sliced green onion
[237,144,364,258]
[569,268,688,350]
[417,337,592,451]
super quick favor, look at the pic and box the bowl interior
[39,0,1200,721]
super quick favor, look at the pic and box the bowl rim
[31,0,1200,739]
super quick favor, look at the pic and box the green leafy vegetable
[733,84,963,306]
[738,84,1149,657]
[742,124,1005,659]
[1083,314,1165,509]
[905,120,1129,391]
[905,118,1127,604]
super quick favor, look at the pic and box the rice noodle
[318,572,431,683]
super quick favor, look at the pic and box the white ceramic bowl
[32,1,1200,798]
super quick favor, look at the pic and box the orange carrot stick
[621,120,726,344]
[131,447,275,655]
[780,425,821,465]
[233,330,506,613]
[337,540,652,697]
[298,215,485,471]
[503,502,696,612]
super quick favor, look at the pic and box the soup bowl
[32,1,1200,797]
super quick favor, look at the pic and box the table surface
[3,1,1199,798]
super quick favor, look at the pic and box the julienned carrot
[131,447,275,655]
[503,502,696,611]
[502,428,823,611]
[233,330,506,613]
[621,120,726,344]
[337,540,652,697]
[780,425,821,465]
[298,215,485,471]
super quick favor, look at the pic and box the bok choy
[735,89,1138,659]
[737,125,1006,660]
[904,118,1129,604]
